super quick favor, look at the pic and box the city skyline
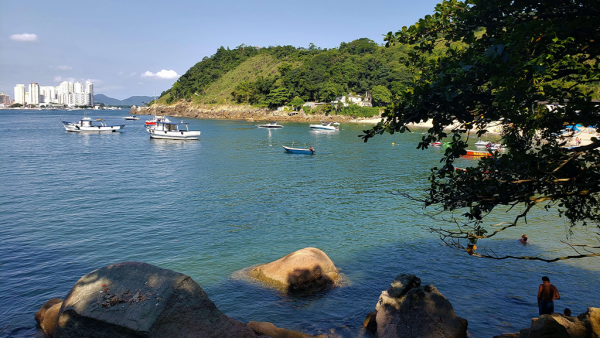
[13,80,94,107]
[0,0,442,100]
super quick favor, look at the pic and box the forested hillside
[159,39,424,114]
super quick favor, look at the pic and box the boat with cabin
[147,120,201,140]
[309,121,338,130]
[61,116,124,132]
[257,122,283,128]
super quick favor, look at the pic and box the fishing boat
[309,121,338,130]
[147,121,201,140]
[257,122,283,128]
[123,115,140,120]
[283,146,315,154]
[61,116,124,132]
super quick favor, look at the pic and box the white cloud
[10,33,38,42]
[53,76,77,83]
[141,69,179,80]
[56,65,72,70]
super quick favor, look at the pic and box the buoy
[392,143,395,145]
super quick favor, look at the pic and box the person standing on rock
[538,276,560,315]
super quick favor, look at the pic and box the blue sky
[0,0,442,100]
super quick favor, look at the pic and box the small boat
[62,116,124,132]
[147,121,201,140]
[463,149,494,157]
[283,146,315,154]
[309,121,338,130]
[475,139,489,147]
[431,141,443,147]
[257,122,283,128]
[123,115,140,120]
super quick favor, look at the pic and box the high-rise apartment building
[14,84,25,105]
[28,83,40,105]
[0,92,11,104]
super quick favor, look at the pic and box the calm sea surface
[1,109,599,337]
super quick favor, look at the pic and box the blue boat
[283,146,315,154]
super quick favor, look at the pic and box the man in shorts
[538,276,560,315]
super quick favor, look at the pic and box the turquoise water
[1,109,598,337]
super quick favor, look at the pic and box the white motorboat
[309,121,338,130]
[475,139,489,147]
[123,115,140,120]
[62,117,124,132]
[257,122,283,128]
[147,121,200,140]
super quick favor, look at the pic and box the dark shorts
[539,300,554,315]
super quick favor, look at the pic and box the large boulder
[248,247,340,293]
[371,274,468,338]
[55,261,255,338]
[35,298,63,337]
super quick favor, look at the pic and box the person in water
[538,276,560,315]
[520,234,528,244]
[564,308,572,317]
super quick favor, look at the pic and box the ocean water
[1,109,598,337]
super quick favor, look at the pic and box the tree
[371,85,392,107]
[361,0,600,261]
[266,87,290,108]
[289,96,305,111]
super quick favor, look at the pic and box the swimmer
[519,234,528,244]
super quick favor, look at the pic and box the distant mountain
[94,94,153,106]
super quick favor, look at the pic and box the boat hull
[309,125,337,130]
[283,146,315,154]
[148,129,201,140]
[464,150,493,157]
[62,122,124,132]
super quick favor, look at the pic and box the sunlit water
[1,109,598,337]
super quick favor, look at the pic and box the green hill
[158,39,416,116]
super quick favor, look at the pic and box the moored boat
[123,115,140,120]
[283,146,315,154]
[309,121,338,130]
[463,149,494,157]
[62,116,124,132]
[257,122,283,128]
[147,121,200,140]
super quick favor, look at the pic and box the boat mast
[154,90,156,117]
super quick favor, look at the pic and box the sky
[0,0,442,100]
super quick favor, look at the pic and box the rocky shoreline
[129,103,382,124]
[33,247,599,338]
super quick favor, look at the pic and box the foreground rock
[53,261,255,337]
[248,247,340,293]
[248,321,329,338]
[495,308,600,338]
[35,298,63,337]
[366,273,468,338]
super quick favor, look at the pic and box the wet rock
[362,310,377,334]
[55,261,255,338]
[35,298,62,324]
[248,321,328,338]
[35,298,63,337]
[248,247,339,293]
[372,275,467,338]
